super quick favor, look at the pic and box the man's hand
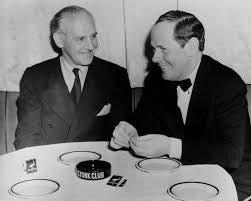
[129,134,170,158]
[110,121,138,149]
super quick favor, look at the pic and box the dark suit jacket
[14,56,131,149]
[132,55,251,199]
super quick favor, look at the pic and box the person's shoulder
[26,57,59,73]
[92,57,126,73]
[204,55,246,92]
[144,64,164,87]
[21,57,60,83]
[142,64,172,97]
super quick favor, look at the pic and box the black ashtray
[75,160,111,180]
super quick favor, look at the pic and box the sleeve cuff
[168,137,182,159]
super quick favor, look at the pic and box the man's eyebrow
[74,32,98,38]
[150,42,164,49]
[155,45,166,49]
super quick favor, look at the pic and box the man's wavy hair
[155,10,205,51]
[49,5,89,54]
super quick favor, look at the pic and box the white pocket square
[97,103,111,116]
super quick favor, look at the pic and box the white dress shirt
[169,62,200,159]
[60,56,88,92]
[177,63,200,124]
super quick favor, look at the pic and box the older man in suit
[110,10,251,200]
[14,5,131,149]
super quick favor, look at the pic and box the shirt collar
[186,59,201,86]
[176,59,201,94]
[60,56,88,74]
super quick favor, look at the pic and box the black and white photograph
[0,0,251,200]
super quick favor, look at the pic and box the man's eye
[74,36,86,42]
[79,37,85,41]
[91,34,97,40]
[161,48,169,54]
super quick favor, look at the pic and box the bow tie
[175,78,192,92]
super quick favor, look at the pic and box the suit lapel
[163,104,185,139]
[185,55,212,130]
[67,58,108,139]
[158,83,185,139]
[170,91,185,138]
[78,61,107,116]
[41,58,75,126]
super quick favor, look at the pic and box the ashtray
[75,160,111,180]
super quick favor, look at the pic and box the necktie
[176,78,192,92]
[71,68,81,104]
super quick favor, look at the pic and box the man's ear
[184,37,199,57]
[53,32,64,48]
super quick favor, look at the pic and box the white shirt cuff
[168,137,182,159]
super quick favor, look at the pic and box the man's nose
[152,49,161,63]
[85,37,96,50]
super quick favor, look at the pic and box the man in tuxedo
[14,5,131,149]
[110,10,251,200]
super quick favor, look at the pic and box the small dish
[167,181,219,201]
[58,151,101,166]
[9,179,59,198]
[135,157,181,173]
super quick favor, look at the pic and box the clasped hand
[110,121,170,158]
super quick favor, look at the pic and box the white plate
[58,151,101,165]
[9,179,59,198]
[135,157,181,173]
[168,181,219,201]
